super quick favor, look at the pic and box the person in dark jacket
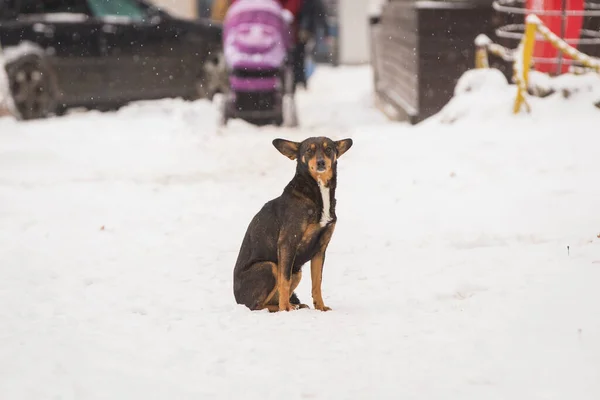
[295,0,332,88]
[299,0,330,43]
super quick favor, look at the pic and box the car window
[86,0,145,21]
[16,0,92,15]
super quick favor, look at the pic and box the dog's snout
[316,159,326,170]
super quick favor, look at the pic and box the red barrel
[526,0,584,74]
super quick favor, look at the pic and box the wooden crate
[371,0,496,124]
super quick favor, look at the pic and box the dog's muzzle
[316,159,326,172]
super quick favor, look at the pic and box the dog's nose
[316,160,326,170]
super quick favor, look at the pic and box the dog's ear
[272,139,300,160]
[335,138,353,158]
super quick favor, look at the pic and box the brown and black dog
[233,136,353,312]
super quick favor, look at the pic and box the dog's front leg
[276,235,300,312]
[311,223,336,311]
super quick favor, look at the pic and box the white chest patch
[318,179,332,227]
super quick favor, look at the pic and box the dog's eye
[306,148,313,155]
[325,147,332,156]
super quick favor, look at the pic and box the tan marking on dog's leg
[311,252,330,311]
[278,278,292,311]
[311,224,336,311]
[260,263,279,308]
[277,249,295,311]
[290,271,302,292]
[300,223,321,244]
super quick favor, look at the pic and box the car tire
[5,54,58,120]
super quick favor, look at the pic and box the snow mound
[531,70,600,100]
[425,68,600,126]
[453,67,508,96]
[424,68,513,125]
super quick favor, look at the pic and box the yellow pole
[474,34,491,69]
[521,19,536,92]
[513,16,537,114]
[475,47,489,69]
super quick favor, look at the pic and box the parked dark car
[0,0,226,119]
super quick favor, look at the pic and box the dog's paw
[298,303,310,309]
[314,303,332,312]
[280,303,299,312]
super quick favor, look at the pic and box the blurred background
[154,0,376,65]
[2,0,599,123]
[0,0,382,121]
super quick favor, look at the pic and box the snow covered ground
[1,66,600,399]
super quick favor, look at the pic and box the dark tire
[54,104,68,116]
[6,54,58,120]
[96,103,123,113]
